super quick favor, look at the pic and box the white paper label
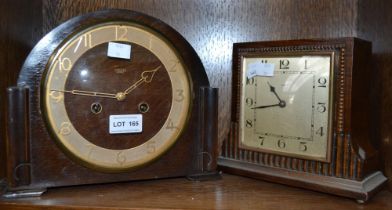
[107,42,131,59]
[247,63,275,78]
[109,114,142,134]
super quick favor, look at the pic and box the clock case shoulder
[1,9,219,197]
[220,37,387,202]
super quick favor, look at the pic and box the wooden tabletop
[0,174,391,210]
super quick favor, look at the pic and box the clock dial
[43,22,191,171]
[64,43,171,150]
[240,55,333,161]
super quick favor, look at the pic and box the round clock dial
[43,22,191,171]
[240,54,333,161]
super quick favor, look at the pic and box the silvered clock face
[240,54,334,161]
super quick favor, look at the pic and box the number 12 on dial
[240,54,334,162]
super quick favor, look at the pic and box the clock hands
[267,82,285,104]
[123,65,161,95]
[50,65,161,101]
[50,89,119,99]
[252,82,286,109]
[252,103,281,109]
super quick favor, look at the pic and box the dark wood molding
[0,0,43,182]
[6,87,31,188]
[357,0,392,190]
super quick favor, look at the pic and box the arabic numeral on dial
[59,122,72,136]
[74,33,92,53]
[116,151,126,165]
[166,119,178,130]
[115,26,128,41]
[49,91,63,103]
[279,59,289,69]
[245,97,254,106]
[83,33,92,48]
[318,77,327,87]
[147,141,156,154]
[175,89,185,102]
[305,59,309,69]
[277,139,286,148]
[148,36,153,50]
[245,119,253,128]
[246,77,255,85]
[317,102,326,113]
[259,136,265,146]
[299,142,307,151]
[316,126,324,136]
[169,59,180,72]
[86,144,94,159]
[58,57,72,72]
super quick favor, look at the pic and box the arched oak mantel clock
[1,9,219,197]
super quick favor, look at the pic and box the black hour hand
[252,101,286,109]
[252,104,280,109]
[267,82,283,102]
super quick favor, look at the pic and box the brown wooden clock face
[43,23,191,172]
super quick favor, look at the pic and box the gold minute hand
[51,89,118,99]
[124,65,161,95]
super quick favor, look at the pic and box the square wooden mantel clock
[218,38,387,203]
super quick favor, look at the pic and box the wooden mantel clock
[218,38,387,202]
[0,9,219,198]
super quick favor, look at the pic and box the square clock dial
[240,55,333,162]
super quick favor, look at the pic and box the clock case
[218,38,387,202]
[0,9,219,197]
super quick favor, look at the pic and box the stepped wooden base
[2,188,46,199]
[1,172,221,198]
[218,157,387,202]
[187,171,222,181]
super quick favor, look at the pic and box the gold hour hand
[124,65,161,95]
